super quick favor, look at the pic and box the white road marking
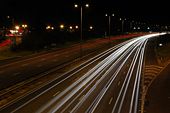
[79,95,85,101]
[38,81,43,84]
[54,54,59,57]
[21,63,29,67]
[118,81,121,86]
[13,72,20,76]
[74,77,80,82]
[41,58,46,61]
[109,97,113,104]
[53,91,60,97]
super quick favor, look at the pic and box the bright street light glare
[90,26,93,30]
[69,26,73,29]
[60,24,64,29]
[74,4,78,8]
[159,43,163,46]
[75,26,78,29]
[85,4,89,7]
[105,14,108,17]
[22,24,28,28]
[15,25,20,30]
[46,25,51,29]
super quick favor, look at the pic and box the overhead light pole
[74,3,89,57]
[105,13,114,47]
[120,18,126,33]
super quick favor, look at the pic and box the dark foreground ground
[145,34,170,113]
[145,63,170,113]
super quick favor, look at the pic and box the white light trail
[71,40,142,113]
[34,33,166,113]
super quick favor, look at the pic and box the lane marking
[54,54,59,57]
[41,58,46,61]
[21,63,29,67]
[53,91,60,97]
[118,81,121,86]
[13,72,20,76]
[37,81,43,84]
[74,77,80,82]
[79,95,85,101]
[109,97,113,104]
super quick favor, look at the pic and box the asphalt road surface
[0,33,144,91]
[0,33,166,113]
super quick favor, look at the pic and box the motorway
[0,33,142,90]
[0,33,166,113]
[0,36,117,90]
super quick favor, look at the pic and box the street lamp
[46,25,54,30]
[69,26,73,30]
[74,3,89,56]
[74,4,78,8]
[75,25,79,29]
[130,20,135,32]
[105,13,114,46]
[60,24,64,29]
[159,43,163,47]
[120,18,126,33]
[89,26,93,30]
[15,25,20,30]
[51,27,54,30]
[22,24,28,29]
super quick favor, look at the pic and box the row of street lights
[73,3,123,55]
[73,3,122,55]
[45,24,93,32]
[105,13,114,46]
[73,2,145,56]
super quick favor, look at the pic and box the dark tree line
[19,29,101,51]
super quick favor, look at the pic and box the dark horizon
[0,0,170,26]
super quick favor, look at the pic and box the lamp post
[74,3,89,57]
[120,18,126,33]
[105,13,114,46]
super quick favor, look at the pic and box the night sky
[0,0,170,26]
